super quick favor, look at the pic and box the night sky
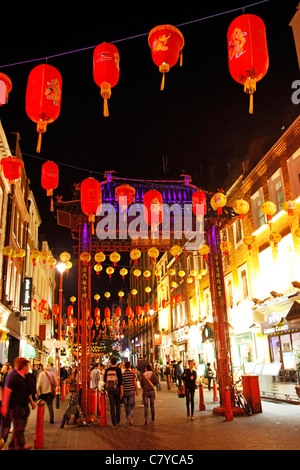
[0,1,299,298]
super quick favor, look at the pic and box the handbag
[146,376,157,399]
[45,372,56,398]
[178,384,186,398]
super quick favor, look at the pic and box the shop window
[234,219,243,247]
[251,187,265,230]
[287,149,300,199]
[224,273,234,308]
[268,169,285,213]
[238,264,249,301]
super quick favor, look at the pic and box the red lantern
[192,190,207,217]
[80,177,102,233]
[143,189,163,228]
[41,160,59,211]
[25,64,62,152]
[104,307,110,319]
[0,73,12,106]
[115,184,136,212]
[227,14,269,114]
[115,307,121,318]
[0,156,24,192]
[148,24,184,90]
[162,299,168,309]
[67,305,73,317]
[93,42,120,117]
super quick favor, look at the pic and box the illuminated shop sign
[21,277,32,311]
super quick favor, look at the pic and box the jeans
[39,392,54,423]
[143,390,156,421]
[123,391,135,421]
[107,389,121,425]
[9,406,30,450]
[186,389,195,416]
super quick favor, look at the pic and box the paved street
[2,380,300,456]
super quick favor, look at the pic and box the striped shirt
[122,369,136,392]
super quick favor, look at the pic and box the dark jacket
[183,368,197,391]
[140,371,159,392]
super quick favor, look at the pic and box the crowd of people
[0,355,215,448]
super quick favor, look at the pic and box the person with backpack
[104,357,123,427]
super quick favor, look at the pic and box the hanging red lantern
[148,24,184,90]
[0,73,12,106]
[25,64,62,152]
[192,190,207,217]
[115,307,121,318]
[143,189,163,228]
[94,307,100,318]
[104,307,110,319]
[41,160,59,211]
[115,184,136,213]
[227,14,269,114]
[0,156,24,192]
[80,177,102,233]
[93,42,120,117]
[67,305,73,317]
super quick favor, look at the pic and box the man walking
[122,361,138,425]
[1,357,36,449]
[104,357,123,427]
[36,363,57,423]
[90,363,101,389]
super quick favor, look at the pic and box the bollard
[224,387,233,421]
[213,380,218,402]
[34,399,45,449]
[97,389,101,416]
[199,383,206,411]
[89,388,98,417]
[100,391,107,426]
[61,381,66,401]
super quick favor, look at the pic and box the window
[287,149,300,199]
[268,169,285,213]
[234,219,243,247]
[251,187,265,229]
[224,273,234,309]
[238,264,250,301]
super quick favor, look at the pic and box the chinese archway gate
[56,171,237,418]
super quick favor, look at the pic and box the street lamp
[149,309,155,366]
[55,260,68,409]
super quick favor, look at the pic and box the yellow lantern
[60,251,71,263]
[220,240,232,256]
[118,291,125,299]
[186,276,193,284]
[47,256,57,269]
[198,244,210,261]
[143,270,151,281]
[70,296,77,304]
[196,273,202,281]
[65,260,72,275]
[133,268,141,279]
[190,269,197,278]
[131,289,138,297]
[106,266,114,280]
[148,247,159,263]
[211,192,227,217]
[30,250,40,267]
[260,201,276,227]
[94,294,100,302]
[40,250,50,265]
[109,251,120,267]
[130,248,141,264]
[169,268,176,278]
[178,270,185,280]
[2,246,13,260]
[80,251,91,265]
[282,200,297,217]
[14,248,26,262]
[233,198,249,219]
[94,264,102,276]
[145,286,151,295]
[104,291,111,300]
[171,281,178,289]
[95,251,105,265]
[243,235,255,254]
[270,231,282,249]
[120,267,128,280]
[155,268,162,280]
[170,244,182,259]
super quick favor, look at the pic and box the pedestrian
[140,364,159,425]
[205,362,215,391]
[183,360,197,420]
[154,364,161,390]
[1,357,36,449]
[90,363,101,389]
[36,363,57,424]
[122,361,138,425]
[176,360,184,387]
[98,364,105,392]
[165,362,171,390]
[137,355,148,380]
[104,357,123,427]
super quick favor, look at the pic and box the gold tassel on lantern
[47,189,54,212]
[159,63,170,91]
[36,121,47,153]
[244,78,256,115]
[101,82,111,117]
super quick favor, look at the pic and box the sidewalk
[3,381,300,452]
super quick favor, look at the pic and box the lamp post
[149,309,155,366]
[55,260,67,409]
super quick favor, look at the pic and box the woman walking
[36,363,57,423]
[183,360,197,420]
[140,364,159,425]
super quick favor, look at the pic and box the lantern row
[0,14,269,153]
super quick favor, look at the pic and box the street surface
[2,380,300,459]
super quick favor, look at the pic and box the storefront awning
[286,300,300,321]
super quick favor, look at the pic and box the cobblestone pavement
[2,380,300,456]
